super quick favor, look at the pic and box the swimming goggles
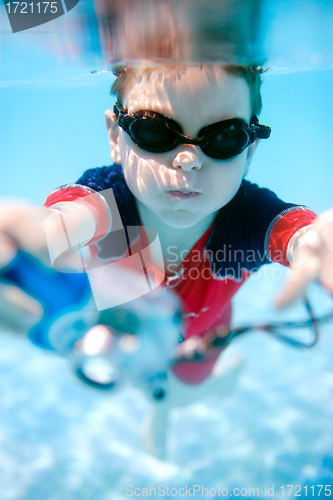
[113,99,271,160]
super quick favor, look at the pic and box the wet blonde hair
[111,64,265,117]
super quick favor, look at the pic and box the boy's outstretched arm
[274,208,333,308]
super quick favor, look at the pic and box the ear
[244,139,260,177]
[105,109,121,165]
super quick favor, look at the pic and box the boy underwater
[0,64,333,387]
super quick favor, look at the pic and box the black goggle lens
[206,127,250,159]
[129,117,175,150]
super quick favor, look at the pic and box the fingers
[0,232,17,269]
[0,283,44,333]
[273,249,321,309]
[0,202,47,333]
[319,218,333,295]
[274,210,333,309]
[0,202,52,266]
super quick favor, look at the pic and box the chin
[159,211,202,229]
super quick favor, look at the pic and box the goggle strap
[113,99,124,119]
[250,116,272,140]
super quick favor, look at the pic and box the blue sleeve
[206,179,305,277]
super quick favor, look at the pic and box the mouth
[167,190,201,198]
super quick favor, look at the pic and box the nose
[171,148,203,172]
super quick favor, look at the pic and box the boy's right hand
[0,201,53,332]
[0,196,97,333]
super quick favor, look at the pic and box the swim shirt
[45,164,316,384]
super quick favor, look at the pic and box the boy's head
[105,65,267,229]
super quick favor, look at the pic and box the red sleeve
[266,207,317,266]
[44,184,112,245]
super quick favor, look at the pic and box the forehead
[122,66,252,131]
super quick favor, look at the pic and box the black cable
[174,294,333,364]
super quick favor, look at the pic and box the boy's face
[107,66,256,229]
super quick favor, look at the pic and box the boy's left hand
[274,208,333,308]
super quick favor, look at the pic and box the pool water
[1,1,333,499]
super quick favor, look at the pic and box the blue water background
[1,2,333,499]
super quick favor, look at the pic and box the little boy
[41,64,331,385]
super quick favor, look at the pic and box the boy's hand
[0,201,54,265]
[0,198,97,332]
[0,201,52,331]
[274,208,333,308]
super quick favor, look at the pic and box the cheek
[209,157,247,205]
[119,135,141,192]
[119,133,176,194]
[119,137,160,198]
